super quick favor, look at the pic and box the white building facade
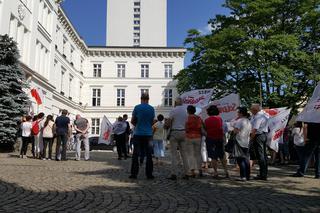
[0,0,185,136]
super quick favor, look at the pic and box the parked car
[89,136,116,151]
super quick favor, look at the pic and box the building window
[134,8,140,12]
[117,89,125,106]
[164,89,173,106]
[134,20,140,25]
[117,64,126,78]
[69,75,73,98]
[141,64,149,78]
[134,26,140,31]
[134,33,140,37]
[141,89,149,97]
[134,2,140,6]
[164,64,173,78]
[60,67,66,94]
[70,46,75,62]
[91,118,100,135]
[134,39,140,45]
[62,36,67,54]
[92,88,101,106]
[93,64,102,77]
[134,14,140,18]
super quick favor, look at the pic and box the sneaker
[253,176,267,181]
[19,155,22,158]
[291,173,304,177]
[167,175,177,181]
[129,175,137,179]
[47,158,51,161]
[236,177,247,182]
[42,158,46,160]
[23,156,27,159]
[147,175,155,180]
[75,158,80,161]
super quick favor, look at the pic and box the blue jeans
[131,135,153,177]
[297,141,319,177]
[56,134,68,160]
[153,140,164,158]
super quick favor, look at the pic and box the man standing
[167,97,188,180]
[293,122,320,179]
[250,104,269,180]
[55,109,71,161]
[113,116,128,160]
[74,114,90,161]
[123,114,131,155]
[129,93,155,179]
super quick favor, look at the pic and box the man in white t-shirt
[250,104,269,180]
[167,97,188,180]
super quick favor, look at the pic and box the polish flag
[31,88,42,105]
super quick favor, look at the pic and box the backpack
[32,121,40,136]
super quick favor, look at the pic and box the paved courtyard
[0,151,319,213]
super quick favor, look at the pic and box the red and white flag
[31,88,42,105]
[98,116,113,145]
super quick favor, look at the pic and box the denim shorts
[206,138,225,160]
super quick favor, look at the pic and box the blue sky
[62,0,230,66]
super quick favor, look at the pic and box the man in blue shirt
[129,93,155,179]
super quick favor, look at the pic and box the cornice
[86,47,186,58]
[58,7,88,55]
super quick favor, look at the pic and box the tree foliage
[175,0,320,110]
[0,35,29,149]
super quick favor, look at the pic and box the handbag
[231,141,247,158]
[225,132,236,153]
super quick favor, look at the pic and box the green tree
[0,35,29,150]
[175,0,320,110]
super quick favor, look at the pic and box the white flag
[98,116,113,145]
[201,93,240,122]
[296,82,320,123]
[265,108,291,152]
[180,89,214,108]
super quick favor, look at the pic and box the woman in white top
[233,107,252,181]
[41,115,55,160]
[20,115,33,158]
[292,122,304,170]
[152,114,165,165]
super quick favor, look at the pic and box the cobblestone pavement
[0,151,319,213]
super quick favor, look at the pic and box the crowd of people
[17,109,90,161]
[16,93,319,181]
[127,94,320,181]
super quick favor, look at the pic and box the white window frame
[117,89,125,106]
[141,64,149,78]
[91,118,100,135]
[93,64,102,77]
[117,64,126,78]
[164,89,173,106]
[92,88,101,106]
[164,64,173,78]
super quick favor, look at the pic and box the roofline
[87,46,186,50]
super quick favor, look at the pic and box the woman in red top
[185,105,205,178]
[204,105,229,178]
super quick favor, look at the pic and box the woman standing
[41,115,55,160]
[232,107,252,181]
[152,114,165,165]
[113,116,128,160]
[204,105,229,178]
[185,105,205,178]
[20,116,33,158]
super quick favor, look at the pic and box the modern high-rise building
[0,0,185,135]
[106,0,167,47]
